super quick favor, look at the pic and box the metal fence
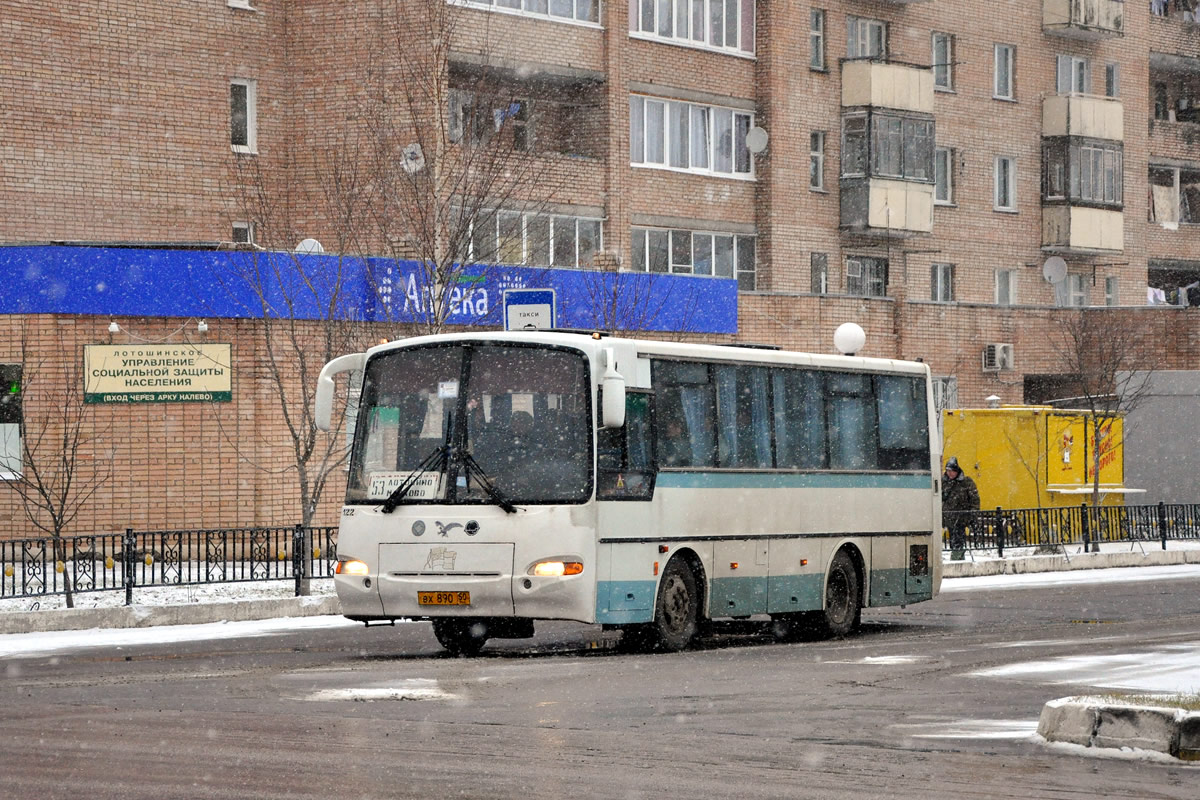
[0,525,338,603]
[945,502,1200,557]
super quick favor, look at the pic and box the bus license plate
[418,591,471,606]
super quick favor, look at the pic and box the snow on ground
[972,641,1200,694]
[941,563,1200,592]
[0,578,336,615]
[0,615,363,660]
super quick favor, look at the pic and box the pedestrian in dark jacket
[942,456,980,561]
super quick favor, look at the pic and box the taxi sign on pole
[503,289,556,331]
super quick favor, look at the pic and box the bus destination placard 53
[367,471,446,501]
[84,344,232,404]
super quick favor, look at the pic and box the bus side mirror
[315,353,366,431]
[600,348,626,429]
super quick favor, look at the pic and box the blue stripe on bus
[654,472,931,491]
[596,570,931,624]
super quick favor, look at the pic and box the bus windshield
[346,343,593,506]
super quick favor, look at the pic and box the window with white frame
[630,95,754,178]
[1105,63,1120,98]
[846,255,887,297]
[0,364,21,479]
[230,79,257,153]
[232,221,254,244]
[1055,55,1090,95]
[632,0,755,55]
[995,269,1016,306]
[469,211,602,268]
[994,44,1015,100]
[934,146,954,204]
[810,9,826,70]
[1057,273,1089,307]
[1043,139,1123,207]
[994,156,1016,211]
[811,252,828,294]
[931,263,955,302]
[631,227,756,290]
[847,16,886,59]
[1105,276,1118,306]
[810,131,825,190]
[932,32,954,91]
[467,0,599,24]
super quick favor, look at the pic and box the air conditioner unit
[982,343,1014,372]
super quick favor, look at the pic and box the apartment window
[995,269,1016,306]
[511,100,534,152]
[1149,166,1200,224]
[841,113,933,183]
[994,44,1015,100]
[932,32,954,91]
[470,211,601,268]
[469,0,598,24]
[0,364,20,479]
[994,156,1016,211]
[1105,63,1120,98]
[1055,55,1090,95]
[1105,277,1119,306]
[630,95,754,178]
[931,263,955,303]
[1154,82,1170,121]
[1059,273,1089,307]
[632,0,755,54]
[811,252,828,294]
[230,79,257,153]
[232,222,254,244]
[846,256,887,297]
[810,131,825,190]
[847,16,886,60]
[810,9,826,70]
[934,147,954,204]
[631,227,756,289]
[1043,139,1123,207]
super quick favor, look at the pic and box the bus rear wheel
[431,618,489,657]
[820,551,861,638]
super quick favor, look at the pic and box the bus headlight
[335,559,370,576]
[530,561,583,577]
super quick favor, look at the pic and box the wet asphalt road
[2,573,1198,799]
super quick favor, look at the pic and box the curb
[0,595,341,636]
[1038,696,1200,761]
[942,549,1200,579]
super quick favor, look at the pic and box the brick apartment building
[3,0,1200,536]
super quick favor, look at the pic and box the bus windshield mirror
[380,444,450,514]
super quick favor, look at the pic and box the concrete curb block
[1038,697,1200,761]
[0,595,342,635]
[942,549,1200,579]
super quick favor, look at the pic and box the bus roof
[366,330,929,376]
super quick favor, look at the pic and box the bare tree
[1050,309,1158,510]
[355,0,577,333]
[1,334,112,608]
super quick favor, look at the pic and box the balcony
[841,60,933,114]
[1044,0,1124,39]
[1043,94,1123,141]
[841,179,934,236]
[1043,206,1124,252]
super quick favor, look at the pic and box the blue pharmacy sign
[0,245,738,335]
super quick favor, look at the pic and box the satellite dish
[1042,256,1067,284]
[295,238,325,255]
[833,322,867,356]
[746,126,769,155]
[402,143,426,174]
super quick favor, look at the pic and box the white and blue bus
[316,331,941,655]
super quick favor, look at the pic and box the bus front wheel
[651,558,700,652]
[820,551,861,638]
[431,618,489,657]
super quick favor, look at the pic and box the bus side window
[597,392,656,500]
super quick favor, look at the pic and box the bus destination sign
[84,344,232,404]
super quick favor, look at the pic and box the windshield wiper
[380,444,449,514]
[459,450,519,514]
